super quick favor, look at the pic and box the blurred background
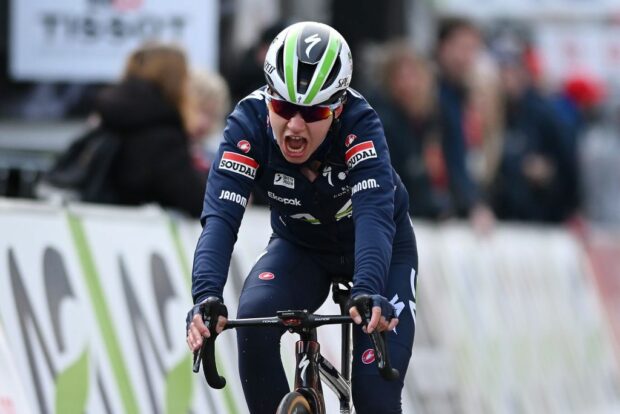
[1,0,620,413]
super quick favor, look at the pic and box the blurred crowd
[363,17,620,230]
[3,16,620,229]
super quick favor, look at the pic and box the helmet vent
[276,46,285,83]
[321,58,342,91]
[297,62,316,95]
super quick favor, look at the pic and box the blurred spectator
[552,72,606,147]
[489,34,577,223]
[371,41,449,219]
[435,17,495,232]
[185,68,231,173]
[228,21,287,103]
[94,41,207,218]
[579,95,620,226]
[465,53,504,193]
[551,73,606,215]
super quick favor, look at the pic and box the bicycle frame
[289,281,356,413]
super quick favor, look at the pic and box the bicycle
[192,282,399,414]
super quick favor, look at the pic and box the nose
[287,112,306,131]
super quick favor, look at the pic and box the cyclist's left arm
[344,96,398,332]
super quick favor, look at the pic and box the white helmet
[264,21,353,106]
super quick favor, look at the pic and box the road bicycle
[193,282,399,414]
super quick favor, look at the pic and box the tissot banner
[9,0,218,81]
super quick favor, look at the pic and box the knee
[237,287,278,319]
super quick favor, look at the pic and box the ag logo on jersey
[219,151,258,179]
[345,141,377,169]
[274,173,295,189]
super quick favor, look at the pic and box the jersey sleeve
[345,99,396,298]
[191,99,265,303]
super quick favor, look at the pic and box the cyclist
[186,21,418,414]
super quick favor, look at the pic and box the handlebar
[193,296,399,388]
[351,295,400,382]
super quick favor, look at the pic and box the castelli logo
[361,349,375,364]
[258,272,275,280]
[345,134,357,147]
[237,140,251,153]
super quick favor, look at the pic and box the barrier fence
[1,198,619,413]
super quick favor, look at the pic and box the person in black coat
[371,42,450,219]
[95,42,207,218]
[490,40,576,223]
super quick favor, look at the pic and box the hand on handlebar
[348,294,398,334]
[186,297,228,352]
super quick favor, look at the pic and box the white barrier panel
[0,324,33,414]
[409,223,620,413]
[2,198,620,413]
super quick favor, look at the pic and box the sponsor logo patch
[237,140,251,153]
[361,349,375,364]
[268,191,301,206]
[218,190,248,207]
[274,173,295,189]
[258,272,275,280]
[345,141,377,169]
[351,178,380,195]
[219,151,258,179]
[345,134,357,147]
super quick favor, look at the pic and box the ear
[333,105,344,119]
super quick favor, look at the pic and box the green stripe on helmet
[303,33,341,105]
[284,26,300,102]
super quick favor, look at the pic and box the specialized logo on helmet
[304,34,321,58]
[219,151,258,179]
[345,141,377,169]
[258,272,275,280]
[237,140,251,153]
[361,349,375,364]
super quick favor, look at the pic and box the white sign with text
[9,0,218,81]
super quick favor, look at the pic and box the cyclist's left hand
[349,294,398,334]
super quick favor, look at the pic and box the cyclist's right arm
[191,99,265,306]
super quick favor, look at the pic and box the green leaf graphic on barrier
[165,355,193,414]
[55,348,89,413]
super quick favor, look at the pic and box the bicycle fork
[294,335,355,414]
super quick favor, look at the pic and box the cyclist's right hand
[186,297,228,352]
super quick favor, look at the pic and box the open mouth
[283,135,308,157]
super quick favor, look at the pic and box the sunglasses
[266,95,341,123]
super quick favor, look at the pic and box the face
[439,28,481,82]
[268,105,334,164]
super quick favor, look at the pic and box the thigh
[351,261,418,414]
[237,237,333,318]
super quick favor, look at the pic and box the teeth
[285,136,306,153]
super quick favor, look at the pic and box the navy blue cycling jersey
[192,87,412,303]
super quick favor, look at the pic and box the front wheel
[276,391,312,414]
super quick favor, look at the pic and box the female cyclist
[186,21,418,414]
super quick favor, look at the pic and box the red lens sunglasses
[266,94,341,123]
